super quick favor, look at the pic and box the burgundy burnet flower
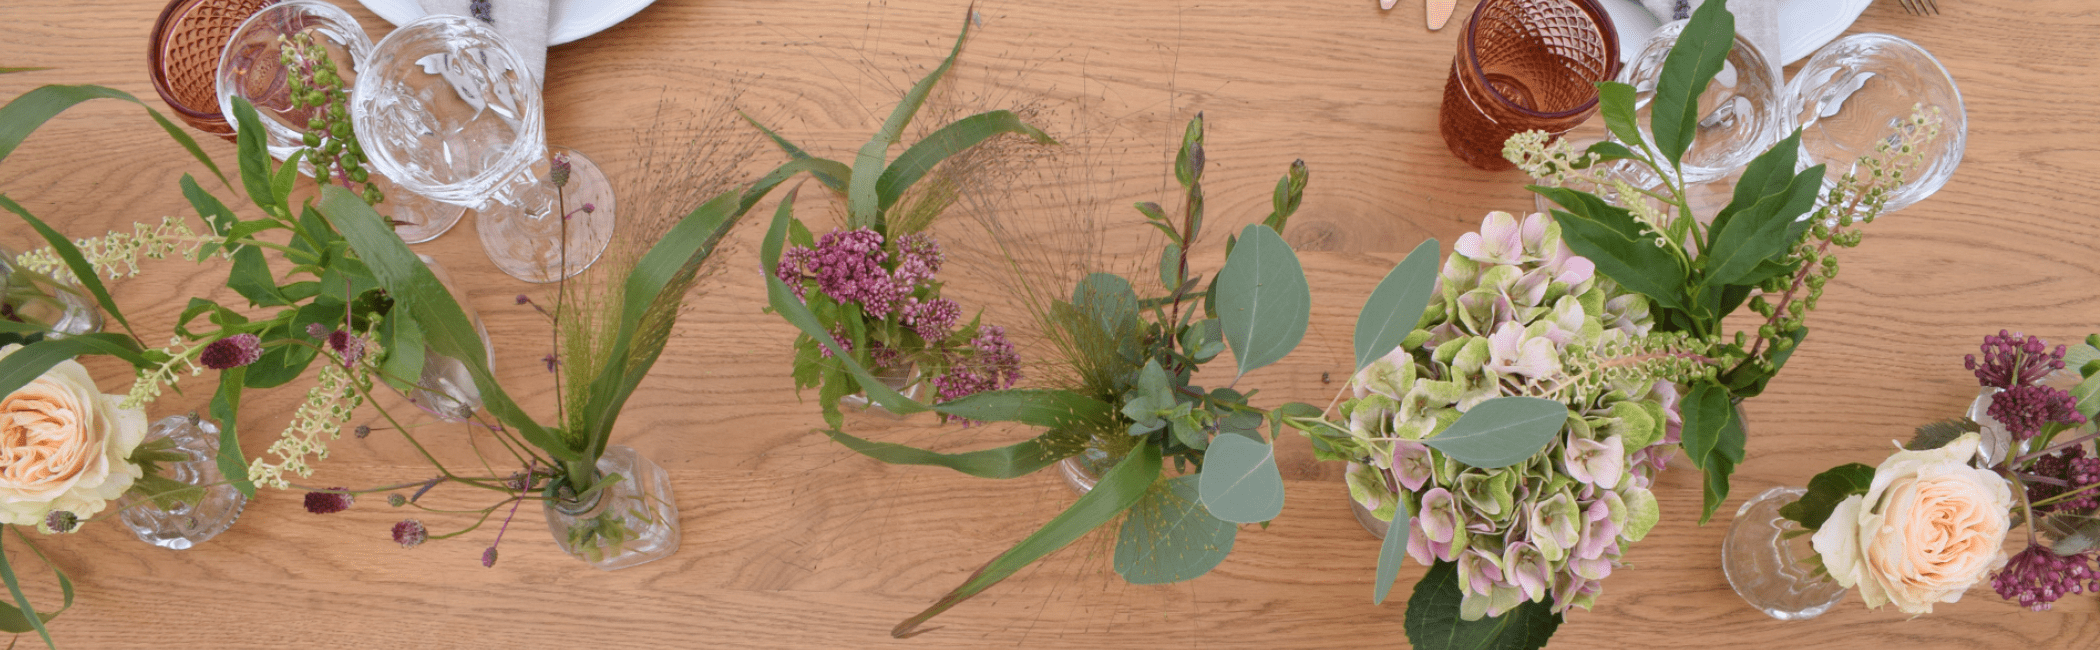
[934,325,1022,425]
[199,333,263,370]
[2028,446,2100,513]
[43,510,77,534]
[1993,545,2100,611]
[1967,330,2068,389]
[1988,383,2087,440]
[304,489,354,514]
[481,546,499,568]
[306,323,368,368]
[392,519,428,548]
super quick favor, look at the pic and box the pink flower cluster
[934,325,1022,407]
[777,229,961,342]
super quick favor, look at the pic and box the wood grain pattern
[1,0,2096,647]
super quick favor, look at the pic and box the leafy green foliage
[1405,560,1563,650]
[1905,418,1981,451]
[1777,463,1874,530]
[1649,0,1735,166]
[0,84,224,187]
[1680,383,1745,523]
[0,530,68,647]
[1197,433,1284,523]
[1216,224,1311,378]
[1529,187,1686,310]
[1422,397,1569,469]
[1374,495,1412,605]
[1354,238,1441,372]
[1116,474,1238,584]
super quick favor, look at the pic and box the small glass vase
[543,445,679,570]
[118,415,248,549]
[1722,486,1849,620]
[0,246,101,338]
[837,360,921,419]
[1057,447,1116,495]
[405,254,491,421]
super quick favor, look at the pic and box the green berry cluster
[281,33,383,206]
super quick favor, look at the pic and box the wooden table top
[3,0,2097,647]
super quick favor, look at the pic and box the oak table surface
[2,0,2096,648]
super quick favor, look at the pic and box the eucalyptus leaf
[1115,474,1237,584]
[1074,273,1140,341]
[1198,434,1285,523]
[1216,224,1311,378]
[1373,495,1412,605]
[1355,238,1441,371]
[1403,560,1562,650]
[1776,462,1873,530]
[892,443,1160,637]
[1649,0,1735,166]
[1422,397,1567,469]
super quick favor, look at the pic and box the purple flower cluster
[200,333,263,370]
[1993,545,2100,611]
[901,297,961,341]
[778,228,964,345]
[1967,330,2068,389]
[2027,446,2100,513]
[1990,384,2089,440]
[934,325,1022,411]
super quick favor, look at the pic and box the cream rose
[0,344,147,525]
[1811,433,2012,614]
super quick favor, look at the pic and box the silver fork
[1898,0,1940,15]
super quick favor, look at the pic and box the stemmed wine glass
[1619,19,1789,186]
[1785,33,1966,214]
[350,14,615,283]
[215,0,467,244]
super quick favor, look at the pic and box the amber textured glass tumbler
[149,0,280,139]
[1438,0,1619,171]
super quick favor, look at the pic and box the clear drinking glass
[1786,33,1966,213]
[406,254,490,421]
[543,446,680,570]
[351,14,616,283]
[119,415,249,549]
[1722,486,1849,620]
[214,0,467,243]
[1619,20,1788,185]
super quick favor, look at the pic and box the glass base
[476,145,615,283]
[382,177,468,244]
[403,255,490,421]
[543,445,679,570]
[119,415,248,549]
[1722,486,1848,620]
[1349,487,1388,540]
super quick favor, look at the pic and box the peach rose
[0,344,146,526]
[1811,433,2011,614]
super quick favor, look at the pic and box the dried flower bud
[392,519,427,548]
[481,546,499,568]
[387,494,406,507]
[354,424,371,439]
[548,153,572,189]
[199,333,264,370]
[304,489,353,514]
[43,510,77,534]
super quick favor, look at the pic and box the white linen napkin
[1641,0,1781,65]
[417,0,551,84]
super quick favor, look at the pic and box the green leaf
[228,97,279,212]
[932,389,1115,430]
[378,311,425,393]
[1680,383,1738,468]
[1421,396,1567,469]
[892,443,1160,637]
[270,149,304,205]
[1404,560,1563,650]
[0,530,59,648]
[0,194,138,340]
[1373,492,1412,605]
[1710,130,1802,236]
[1159,241,1183,289]
[0,334,151,397]
[1198,434,1284,523]
[739,111,849,193]
[1597,81,1645,152]
[0,84,225,187]
[1701,454,1736,525]
[819,426,1084,479]
[1582,140,1641,166]
[1776,463,1874,530]
[210,366,254,498]
[1216,224,1311,378]
[1905,418,1981,451]
[1649,0,1735,166]
[1355,238,1441,371]
[1703,163,1825,287]
[1529,187,1686,310]
[847,11,974,228]
[226,246,288,307]
[1264,159,1309,231]
[2073,370,2100,422]
[318,186,572,460]
[875,109,1054,213]
[1115,474,1237,584]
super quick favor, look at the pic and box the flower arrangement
[1783,332,2100,613]
[1284,211,1678,646]
[1505,0,1946,523]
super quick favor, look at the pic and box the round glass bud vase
[543,445,680,570]
[1722,486,1848,620]
[119,415,248,549]
[1057,447,1116,495]
[0,245,102,337]
[837,361,921,419]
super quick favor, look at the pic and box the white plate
[1599,0,1873,67]
[358,0,656,46]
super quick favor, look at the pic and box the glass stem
[486,165,555,220]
